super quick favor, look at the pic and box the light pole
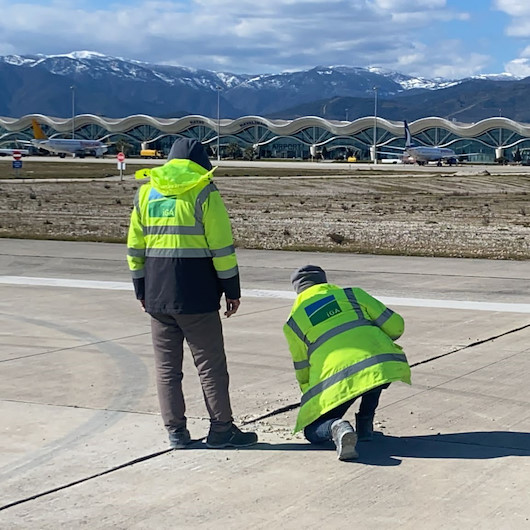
[498,108,503,160]
[499,108,502,142]
[216,86,221,161]
[70,85,75,139]
[372,86,378,164]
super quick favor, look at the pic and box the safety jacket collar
[292,282,339,309]
[135,159,216,195]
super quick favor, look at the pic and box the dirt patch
[0,168,528,259]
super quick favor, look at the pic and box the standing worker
[283,265,411,460]
[127,138,257,450]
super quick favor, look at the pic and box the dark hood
[167,138,212,170]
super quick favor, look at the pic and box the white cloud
[494,0,530,73]
[0,0,490,78]
[392,39,489,79]
[494,0,530,17]
[505,58,530,77]
[372,0,446,12]
[504,22,530,38]
[494,0,530,36]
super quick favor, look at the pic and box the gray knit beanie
[290,265,327,294]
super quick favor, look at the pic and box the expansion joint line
[0,449,172,512]
[0,331,151,364]
[409,322,530,368]
[242,322,530,425]
[1,323,528,512]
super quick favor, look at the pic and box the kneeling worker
[283,265,411,460]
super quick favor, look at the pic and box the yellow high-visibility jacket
[283,283,411,432]
[127,159,240,314]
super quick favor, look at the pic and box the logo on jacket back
[305,295,342,325]
[149,199,176,218]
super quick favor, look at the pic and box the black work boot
[355,413,374,441]
[168,428,191,449]
[205,424,258,448]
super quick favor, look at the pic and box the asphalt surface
[0,239,529,529]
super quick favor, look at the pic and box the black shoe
[205,424,258,448]
[168,428,191,449]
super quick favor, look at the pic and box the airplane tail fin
[32,119,48,140]
[404,120,414,148]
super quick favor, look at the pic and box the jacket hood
[167,138,213,170]
[135,159,215,195]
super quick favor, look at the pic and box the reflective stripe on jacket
[283,283,411,432]
[127,159,240,313]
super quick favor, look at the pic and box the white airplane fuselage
[32,139,108,157]
[406,145,456,163]
[0,148,30,156]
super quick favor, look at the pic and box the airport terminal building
[2,114,530,162]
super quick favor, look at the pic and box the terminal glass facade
[3,116,530,162]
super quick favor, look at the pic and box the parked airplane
[383,121,459,166]
[0,148,30,156]
[30,120,108,158]
[403,120,459,165]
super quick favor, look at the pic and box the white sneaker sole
[337,431,358,461]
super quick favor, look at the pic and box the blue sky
[1,0,529,78]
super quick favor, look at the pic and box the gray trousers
[150,312,234,434]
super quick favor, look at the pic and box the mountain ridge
[0,51,526,121]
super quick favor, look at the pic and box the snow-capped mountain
[0,51,526,120]
[0,51,251,89]
[0,52,463,93]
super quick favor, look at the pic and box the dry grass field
[0,160,528,259]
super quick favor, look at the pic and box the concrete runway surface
[0,239,529,529]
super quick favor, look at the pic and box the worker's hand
[225,298,240,318]
[139,299,146,312]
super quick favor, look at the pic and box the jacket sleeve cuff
[133,277,145,300]
[220,274,241,299]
